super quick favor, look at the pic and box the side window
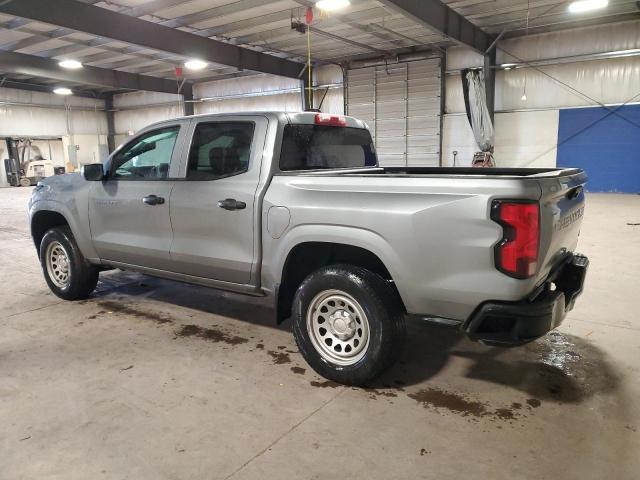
[112,126,180,180]
[187,122,255,181]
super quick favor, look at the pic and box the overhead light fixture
[58,59,83,69]
[316,0,351,11]
[184,59,208,71]
[53,87,73,95]
[568,0,608,13]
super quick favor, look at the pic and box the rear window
[279,125,377,171]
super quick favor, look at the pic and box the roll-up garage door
[346,58,442,167]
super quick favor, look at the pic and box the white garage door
[346,58,442,167]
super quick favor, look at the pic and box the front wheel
[292,264,406,386]
[39,226,99,300]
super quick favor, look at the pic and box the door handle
[217,198,246,211]
[143,195,165,206]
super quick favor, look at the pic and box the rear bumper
[463,253,589,347]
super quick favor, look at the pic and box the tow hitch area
[463,254,589,347]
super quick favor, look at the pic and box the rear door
[168,115,268,284]
[89,123,186,270]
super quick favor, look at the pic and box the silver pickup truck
[28,111,589,386]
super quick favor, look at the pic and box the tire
[39,226,99,300]
[292,264,406,386]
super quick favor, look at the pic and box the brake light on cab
[491,200,540,279]
[315,113,347,127]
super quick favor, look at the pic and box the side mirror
[82,163,105,181]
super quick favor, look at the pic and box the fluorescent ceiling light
[316,0,351,11]
[53,87,72,95]
[568,0,608,13]
[58,59,83,69]
[184,59,208,70]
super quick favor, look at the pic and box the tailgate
[535,169,587,285]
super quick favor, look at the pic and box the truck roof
[143,111,369,132]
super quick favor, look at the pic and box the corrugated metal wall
[347,58,442,167]
[0,87,108,170]
[443,19,640,171]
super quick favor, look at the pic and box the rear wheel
[292,264,405,386]
[40,226,99,300]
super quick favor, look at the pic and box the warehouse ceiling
[0,0,639,96]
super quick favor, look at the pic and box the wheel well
[31,211,69,254]
[276,242,404,323]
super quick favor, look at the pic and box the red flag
[305,7,313,25]
[174,66,183,78]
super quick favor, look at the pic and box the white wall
[194,73,302,115]
[443,19,640,167]
[193,67,344,116]
[112,67,345,141]
[442,111,558,167]
[0,87,108,171]
[314,65,345,114]
[113,91,183,137]
[0,88,107,136]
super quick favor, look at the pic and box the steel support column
[484,49,496,122]
[182,83,194,116]
[105,94,116,153]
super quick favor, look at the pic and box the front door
[89,124,183,270]
[169,116,267,284]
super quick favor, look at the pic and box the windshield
[279,125,377,171]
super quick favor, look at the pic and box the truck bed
[266,165,587,321]
[286,166,584,178]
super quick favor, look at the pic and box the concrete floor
[0,187,638,480]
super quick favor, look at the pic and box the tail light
[491,200,540,279]
[315,113,347,127]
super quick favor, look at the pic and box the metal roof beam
[0,0,305,79]
[0,77,102,99]
[0,50,182,94]
[377,0,491,53]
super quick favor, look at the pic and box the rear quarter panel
[263,173,545,321]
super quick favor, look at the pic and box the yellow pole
[307,25,312,109]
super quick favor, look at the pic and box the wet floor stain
[176,324,249,346]
[290,366,306,375]
[96,300,173,324]
[363,387,398,400]
[310,380,340,388]
[267,350,291,364]
[407,386,528,422]
[408,387,487,418]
